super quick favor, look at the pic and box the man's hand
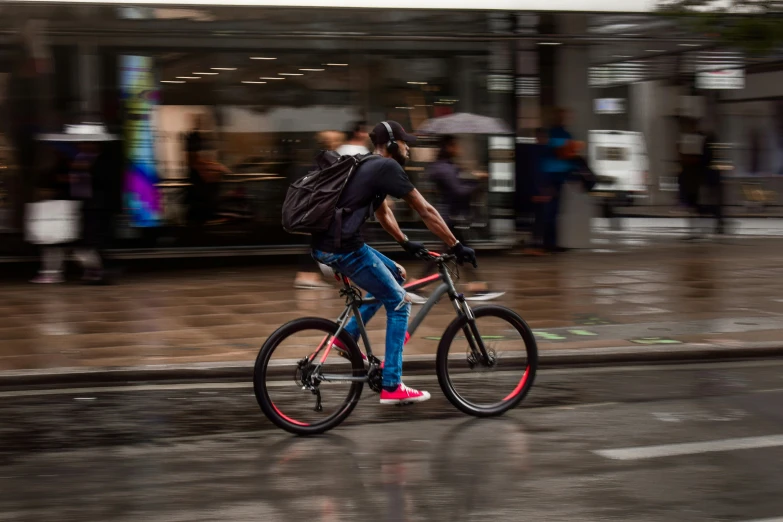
[399,238,428,259]
[450,241,477,268]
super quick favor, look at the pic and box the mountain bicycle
[253,252,538,435]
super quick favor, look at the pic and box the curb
[2,342,783,389]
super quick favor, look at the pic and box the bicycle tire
[253,317,365,435]
[436,305,538,417]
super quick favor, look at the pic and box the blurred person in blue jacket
[523,127,554,256]
[541,108,581,252]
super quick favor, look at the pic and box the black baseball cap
[370,121,417,146]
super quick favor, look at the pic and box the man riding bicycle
[311,121,477,405]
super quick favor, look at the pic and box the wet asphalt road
[1,359,783,522]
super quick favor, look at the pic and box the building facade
[0,2,779,256]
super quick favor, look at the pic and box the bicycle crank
[367,364,384,394]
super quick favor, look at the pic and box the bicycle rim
[437,306,537,416]
[254,318,364,435]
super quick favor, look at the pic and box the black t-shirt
[312,156,415,253]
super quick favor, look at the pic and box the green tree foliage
[658,0,783,55]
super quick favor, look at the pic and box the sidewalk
[622,205,783,219]
[3,237,783,385]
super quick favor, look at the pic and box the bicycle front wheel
[436,305,538,417]
[253,317,365,435]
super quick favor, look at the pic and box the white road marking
[652,412,682,423]
[542,359,783,376]
[740,518,783,522]
[554,401,618,411]
[595,435,783,461]
[652,408,747,423]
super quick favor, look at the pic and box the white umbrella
[418,113,512,135]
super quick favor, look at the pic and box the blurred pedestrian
[524,128,553,256]
[185,114,229,226]
[29,140,107,284]
[28,147,71,283]
[541,108,577,253]
[701,129,725,235]
[678,118,706,239]
[425,134,489,292]
[337,121,370,156]
[293,130,345,289]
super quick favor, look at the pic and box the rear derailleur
[295,357,323,412]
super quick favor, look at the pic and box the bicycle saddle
[318,262,339,281]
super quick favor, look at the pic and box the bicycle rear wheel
[253,317,365,435]
[436,305,538,417]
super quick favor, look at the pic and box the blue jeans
[312,245,410,388]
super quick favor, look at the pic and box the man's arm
[374,199,407,243]
[401,189,458,247]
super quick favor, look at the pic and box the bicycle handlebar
[420,251,456,263]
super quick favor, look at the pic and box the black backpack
[281,150,375,245]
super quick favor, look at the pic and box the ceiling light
[395,106,414,110]
[242,81,267,84]
[260,77,285,80]
[407,81,428,85]
[176,76,200,79]
[161,80,185,84]
[645,49,665,53]
[251,57,277,60]
[679,43,700,47]
[193,72,218,75]
[538,42,562,46]
[278,73,303,76]
[299,68,325,72]
[324,63,348,66]
[211,67,237,71]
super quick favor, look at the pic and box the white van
[588,130,649,214]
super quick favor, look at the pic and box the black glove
[400,238,429,259]
[450,241,477,268]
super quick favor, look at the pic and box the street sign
[696,66,744,90]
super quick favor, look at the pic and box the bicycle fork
[452,295,494,368]
[441,266,493,368]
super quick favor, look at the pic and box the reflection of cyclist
[312,121,477,405]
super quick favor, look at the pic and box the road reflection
[258,417,530,521]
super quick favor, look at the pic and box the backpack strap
[334,207,347,250]
[333,154,383,249]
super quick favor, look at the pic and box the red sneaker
[380,383,431,405]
